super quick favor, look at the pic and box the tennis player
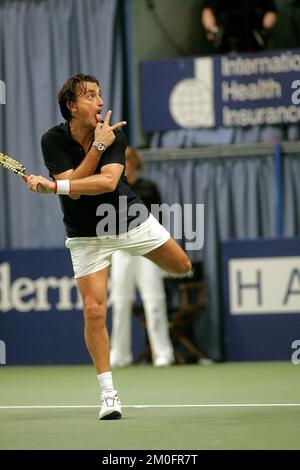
[26,74,191,420]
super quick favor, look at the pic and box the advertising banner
[0,249,145,365]
[141,49,300,131]
[222,239,300,361]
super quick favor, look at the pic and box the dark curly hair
[58,73,99,121]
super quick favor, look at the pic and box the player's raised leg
[76,268,122,420]
[143,237,192,275]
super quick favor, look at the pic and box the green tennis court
[0,362,299,450]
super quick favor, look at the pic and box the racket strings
[0,153,26,175]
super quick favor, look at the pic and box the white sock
[97,371,115,395]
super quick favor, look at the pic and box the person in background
[290,0,300,47]
[110,147,175,368]
[201,0,278,53]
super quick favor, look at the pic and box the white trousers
[110,250,174,365]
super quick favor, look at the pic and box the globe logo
[169,78,214,128]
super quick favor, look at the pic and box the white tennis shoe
[99,391,122,420]
[154,357,174,367]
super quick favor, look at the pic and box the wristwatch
[92,141,106,152]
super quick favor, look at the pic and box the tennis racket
[0,152,47,193]
[0,152,26,178]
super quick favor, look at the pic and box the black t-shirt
[41,123,148,237]
[203,0,277,14]
[203,0,277,52]
[203,0,277,31]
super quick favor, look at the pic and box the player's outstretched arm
[25,162,124,196]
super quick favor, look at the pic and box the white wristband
[56,180,70,195]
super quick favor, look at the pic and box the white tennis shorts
[65,214,170,278]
